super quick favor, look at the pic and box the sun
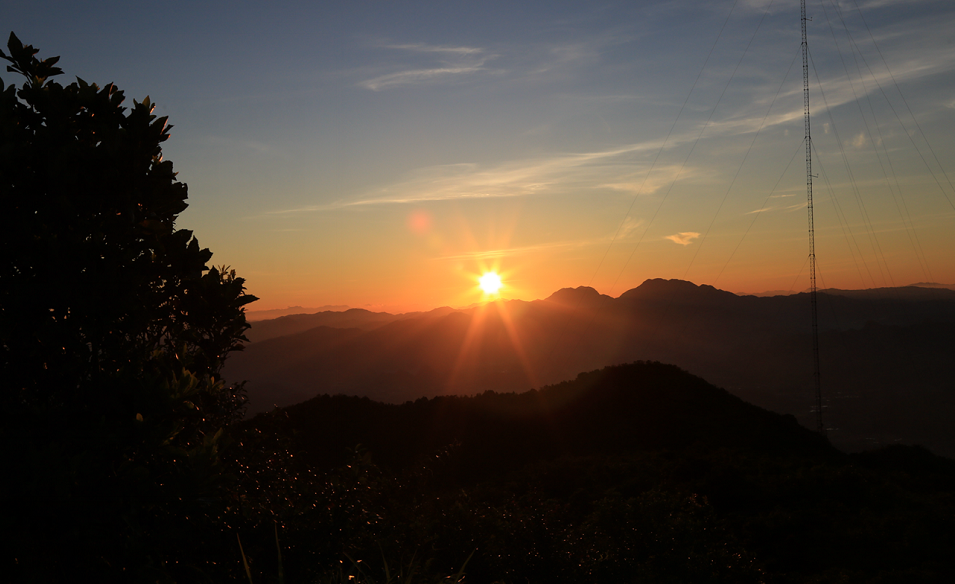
[479,272,503,295]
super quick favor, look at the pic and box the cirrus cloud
[359,43,495,91]
[665,232,700,246]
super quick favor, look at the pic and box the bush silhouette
[0,33,256,581]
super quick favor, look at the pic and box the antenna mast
[801,0,825,434]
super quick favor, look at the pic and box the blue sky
[7,0,955,310]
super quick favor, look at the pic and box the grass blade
[237,533,254,584]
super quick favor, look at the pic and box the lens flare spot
[407,210,432,234]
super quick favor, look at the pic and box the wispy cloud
[745,201,806,215]
[849,0,926,9]
[665,232,700,246]
[437,217,645,261]
[350,144,699,205]
[359,42,495,91]
[616,216,643,240]
[703,43,955,140]
[598,164,699,199]
[384,43,483,55]
[360,66,488,91]
[267,140,693,214]
[525,42,601,76]
[438,240,584,261]
[203,135,282,156]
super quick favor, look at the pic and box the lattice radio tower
[801,0,825,434]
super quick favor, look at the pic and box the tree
[0,33,257,580]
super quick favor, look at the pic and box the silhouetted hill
[226,278,955,457]
[250,362,835,476]
[544,285,615,309]
[619,277,738,304]
[246,308,399,342]
[246,304,350,321]
[245,306,458,343]
[240,362,955,583]
[823,285,955,301]
[851,444,955,489]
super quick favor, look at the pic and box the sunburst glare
[479,272,503,295]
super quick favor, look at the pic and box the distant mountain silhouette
[544,285,615,308]
[225,278,955,457]
[907,282,955,290]
[245,306,457,342]
[245,304,351,321]
[749,289,796,297]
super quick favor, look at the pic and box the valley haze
[227,278,955,459]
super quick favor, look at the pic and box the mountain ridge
[227,278,955,457]
[249,361,837,475]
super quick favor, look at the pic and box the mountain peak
[544,286,611,307]
[620,278,736,302]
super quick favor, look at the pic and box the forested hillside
[235,362,955,583]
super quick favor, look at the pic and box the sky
[7,0,955,312]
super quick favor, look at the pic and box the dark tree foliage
[0,33,256,581]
